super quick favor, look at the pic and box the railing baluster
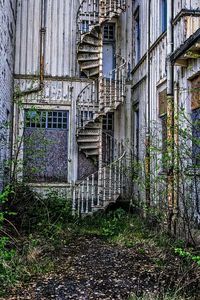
[103,167,106,204]
[81,181,84,213]
[114,69,117,107]
[89,0,91,25]
[109,71,112,107]
[72,185,76,215]
[91,173,95,208]
[109,165,112,200]
[104,77,107,109]
[78,186,81,216]
[118,156,121,194]
[86,177,89,213]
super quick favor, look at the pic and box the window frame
[25,110,69,130]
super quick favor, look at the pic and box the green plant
[175,247,200,265]
[0,187,18,295]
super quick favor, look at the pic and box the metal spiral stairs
[73,0,127,215]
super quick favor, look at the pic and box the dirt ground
[3,236,200,300]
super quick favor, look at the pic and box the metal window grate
[25,110,68,130]
[103,113,114,131]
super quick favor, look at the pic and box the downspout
[9,0,18,184]
[145,0,151,209]
[15,0,46,97]
[11,0,46,182]
[166,0,174,233]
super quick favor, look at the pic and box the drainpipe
[145,0,151,209]
[166,0,175,233]
[16,0,46,97]
[11,0,46,182]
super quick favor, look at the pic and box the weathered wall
[15,0,80,77]
[130,0,200,223]
[0,0,16,191]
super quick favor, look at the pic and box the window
[161,0,167,33]
[191,76,200,167]
[192,108,200,167]
[103,113,114,131]
[25,110,68,130]
[81,20,89,33]
[103,24,115,42]
[135,109,139,161]
[135,8,140,63]
[24,110,69,183]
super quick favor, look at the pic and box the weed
[175,247,200,265]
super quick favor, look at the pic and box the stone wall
[0,0,16,190]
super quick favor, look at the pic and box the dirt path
[5,236,200,300]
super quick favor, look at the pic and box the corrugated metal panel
[15,0,80,77]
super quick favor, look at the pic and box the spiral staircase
[73,0,127,215]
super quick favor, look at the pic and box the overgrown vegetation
[0,184,199,298]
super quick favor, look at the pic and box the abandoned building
[0,0,200,230]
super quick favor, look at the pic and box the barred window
[103,24,115,41]
[103,113,114,131]
[25,110,68,130]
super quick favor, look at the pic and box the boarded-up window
[158,89,167,116]
[191,76,200,111]
[23,110,69,183]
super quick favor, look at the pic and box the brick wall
[0,0,16,191]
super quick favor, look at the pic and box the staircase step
[77,137,99,143]
[78,45,99,53]
[86,67,99,77]
[84,123,101,129]
[81,61,99,70]
[79,143,99,150]
[84,149,99,156]
[82,36,99,46]
[78,131,99,136]
[78,55,99,62]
